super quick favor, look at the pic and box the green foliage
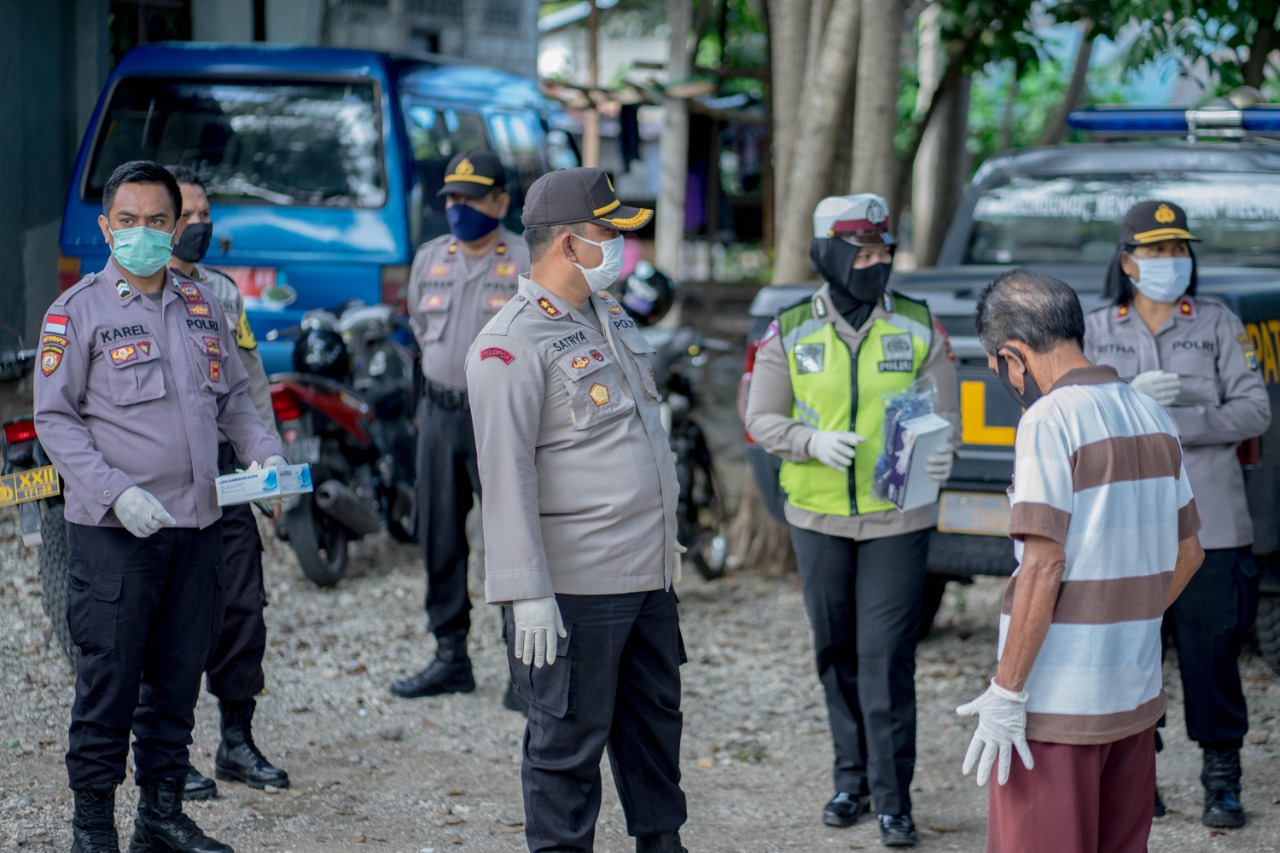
[1120,0,1280,94]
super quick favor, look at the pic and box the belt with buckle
[425,378,468,411]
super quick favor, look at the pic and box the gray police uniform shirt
[34,258,284,530]
[192,262,280,442]
[745,282,960,541]
[464,276,679,603]
[408,227,529,391]
[1085,295,1271,549]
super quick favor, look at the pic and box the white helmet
[812,193,894,246]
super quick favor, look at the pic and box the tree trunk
[1036,20,1094,147]
[770,0,861,283]
[656,0,693,278]
[767,0,813,224]
[727,476,797,575]
[910,3,970,268]
[850,0,904,202]
[1242,3,1279,89]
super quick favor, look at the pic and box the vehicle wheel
[286,494,349,586]
[684,453,729,581]
[1257,592,1280,677]
[37,503,77,670]
[918,573,949,642]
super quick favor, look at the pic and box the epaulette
[51,273,98,308]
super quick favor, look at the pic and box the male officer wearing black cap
[465,168,689,853]
[391,149,531,705]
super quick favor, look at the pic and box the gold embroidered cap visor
[437,149,506,198]
[1120,199,1200,245]
[521,167,654,232]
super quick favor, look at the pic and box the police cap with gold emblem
[437,149,507,198]
[522,167,654,231]
[1120,200,1199,246]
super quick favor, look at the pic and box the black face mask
[996,345,1043,409]
[171,221,213,263]
[809,238,892,327]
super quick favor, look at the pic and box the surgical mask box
[216,468,280,506]
[881,413,951,512]
[275,463,314,497]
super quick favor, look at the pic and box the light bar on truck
[1067,105,1280,139]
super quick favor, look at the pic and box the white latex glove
[113,486,176,538]
[807,430,864,471]
[956,679,1035,786]
[262,454,289,469]
[1129,370,1181,407]
[925,444,954,483]
[673,542,687,585]
[512,596,566,668]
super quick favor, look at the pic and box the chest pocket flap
[187,333,229,393]
[554,348,635,430]
[616,330,660,400]
[105,339,165,405]
[416,289,452,343]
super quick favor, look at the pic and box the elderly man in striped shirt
[960,268,1205,853]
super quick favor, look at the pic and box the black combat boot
[636,830,689,853]
[213,700,289,790]
[128,776,233,853]
[71,784,120,853]
[182,767,217,801]
[389,632,476,698]
[1201,747,1246,828]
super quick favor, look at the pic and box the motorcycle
[268,303,418,586]
[0,347,76,667]
[640,325,733,581]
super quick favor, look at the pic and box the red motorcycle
[269,304,417,586]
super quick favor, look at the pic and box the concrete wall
[0,0,108,354]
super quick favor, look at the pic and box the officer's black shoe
[71,784,120,853]
[1153,786,1167,818]
[502,681,529,715]
[182,768,217,801]
[635,830,689,853]
[213,700,289,790]
[1201,747,1246,829]
[822,792,871,827]
[878,814,919,848]
[389,633,476,698]
[129,776,233,853]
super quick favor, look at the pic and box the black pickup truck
[741,106,1280,667]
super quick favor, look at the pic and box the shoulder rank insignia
[1117,303,1130,320]
[448,242,458,255]
[1179,299,1194,317]
[537,297,562,317]
[496,242,507,256]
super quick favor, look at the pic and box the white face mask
[1131,256,1192,303]
[570,233,625,290]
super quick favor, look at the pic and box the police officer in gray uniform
[465,168,689,853]
[165,166,290,799]
[35,161,285,853]
[390,150,530,702]
[1085,200,1271,829]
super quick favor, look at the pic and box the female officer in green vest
[745,194,959,848]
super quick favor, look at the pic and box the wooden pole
[583,0,601,168]
[656,0,692,278]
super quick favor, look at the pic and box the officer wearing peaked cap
[34,160,284,853]
[390,149,531,707]
[465,168,690,853]
[745,193,959,847]
[1085,199,1270,828]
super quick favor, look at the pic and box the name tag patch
[794,343,825,375]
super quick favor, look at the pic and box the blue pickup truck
[742,105,1280,662]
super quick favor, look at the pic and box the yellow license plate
[937,490,1010,537]
[0,465,61,509]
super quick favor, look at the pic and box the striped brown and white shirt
[999,365,1201,745]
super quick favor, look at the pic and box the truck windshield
[967,173,1280,267]
[85,78,386,208]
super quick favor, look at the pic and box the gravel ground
[2,506,1280,853]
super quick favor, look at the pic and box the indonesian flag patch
[45,314,69,335]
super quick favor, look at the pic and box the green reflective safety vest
[778,293,933,517]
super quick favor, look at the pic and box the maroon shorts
[987,725,1155,853]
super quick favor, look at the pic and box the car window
[489,111,546,232]
[403,102,490,242]
[967,172,1280,267]
[87,78,386,208]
